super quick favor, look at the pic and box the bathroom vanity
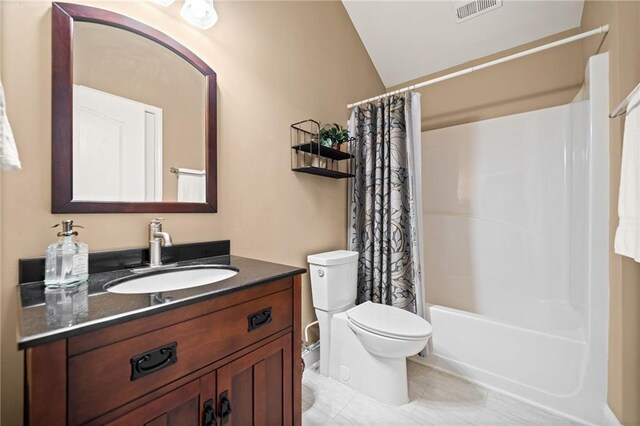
[18,241,305,425]
[30,5,307,424]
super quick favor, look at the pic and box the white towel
[614,89,640,262]
[0,80,21,170]
[177,168,206,202]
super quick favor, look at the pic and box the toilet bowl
[308,250,432,406]
[347,301,432,358]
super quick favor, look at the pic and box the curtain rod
[347,25,609,109]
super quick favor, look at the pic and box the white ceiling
[342,1,585,88]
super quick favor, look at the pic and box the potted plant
[319,123,350,150]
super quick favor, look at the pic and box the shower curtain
[348,92,424,317]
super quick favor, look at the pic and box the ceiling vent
[455,0,503,23]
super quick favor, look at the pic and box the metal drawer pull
[203,398,216,426]
[248,307,272,332]
[219,391,232,425]
[130,342,177,380]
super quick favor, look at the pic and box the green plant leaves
[319,123,349,147]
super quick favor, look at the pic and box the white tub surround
[421,53,609,424]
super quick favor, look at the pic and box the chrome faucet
[149,218,173,267]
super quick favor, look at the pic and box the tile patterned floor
[302,360,581,425]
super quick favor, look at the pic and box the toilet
[308,250,432,406]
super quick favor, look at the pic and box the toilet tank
[307,250,358,312]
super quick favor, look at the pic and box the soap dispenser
[44,220,89,287]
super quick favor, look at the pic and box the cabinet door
[217,334,292,426]
[107,378,204,426]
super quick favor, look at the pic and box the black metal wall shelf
[292,143,354,161]
[292,167,354,179]
[290,119,354,180]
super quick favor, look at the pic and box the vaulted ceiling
[342,1,585,88]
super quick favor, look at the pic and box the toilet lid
[347,301,432,340]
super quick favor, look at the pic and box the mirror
[73,22,206,203]
[52,3,217,213]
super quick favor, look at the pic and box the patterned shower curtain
[348,93,424,315]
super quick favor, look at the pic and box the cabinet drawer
[68,288,292,425]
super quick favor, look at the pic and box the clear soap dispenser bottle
[44,220,89,287]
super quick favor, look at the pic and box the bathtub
[421,305,595,420]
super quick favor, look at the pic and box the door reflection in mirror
[73,85,164,202]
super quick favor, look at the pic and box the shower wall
[423,101,589,340]
[421,53,609,424]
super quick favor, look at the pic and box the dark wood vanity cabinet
[216,334,292,426]
[24,276,302,426]
[107,377,205,426]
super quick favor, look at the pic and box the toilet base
[328,312,409,406]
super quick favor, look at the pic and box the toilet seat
[347,301,432,341]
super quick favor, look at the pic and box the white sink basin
[106,266,238,294]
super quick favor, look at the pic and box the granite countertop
[18,254,306,349]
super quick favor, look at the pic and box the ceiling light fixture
[180,0,218,29]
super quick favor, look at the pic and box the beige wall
[74,22,206,202]
[581,2,640,424]
[0,1,383,423]
[387,29,585,131]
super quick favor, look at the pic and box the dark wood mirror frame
[52,2,217,213]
